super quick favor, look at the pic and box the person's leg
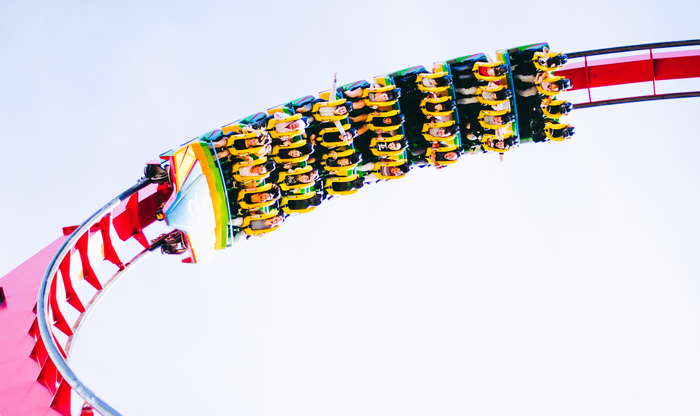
[231,231,246,242]
[514,73,537,83]
[355,124,369,136]
[512,62,538,75]
[294,103,313,114]
[515,86,538,97]
[455,86,478,96]
[531,131,547,142]
[363,173,379,183]
[357,162,376,172]
[457,103,483,119]
[510,49,536,64]
[453,76,482,89]
[212,137,228,148]
[344,88,365,99]
[351,100,366,110]
[457,97,479,105]
[350,113,368,123]
[413,158,429,167]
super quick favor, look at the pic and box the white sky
[1,1,700,415]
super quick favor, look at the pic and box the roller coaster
[1,40,699,416]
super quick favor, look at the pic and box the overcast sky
[2,1,700,415]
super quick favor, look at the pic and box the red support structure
[125,193,151,250]
[76,233,102,291]
[59,254,86,314]
[98,215,125,270]
[558,50,700,90]
[50,380,73,416]
[29,336,48,364]
[0,178,172,416]
[80,403,95,416]
[48,279,74,337]
[556,40,700,107]
[37,357,59,395]
[653,49,700,80]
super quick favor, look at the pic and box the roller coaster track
[0,180,171,416]
[1,39,699,416]
[555,39,700,108]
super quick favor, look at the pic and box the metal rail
[567,39,700,58]
[37,178,156,416]
[573,91,700,108]
[65,248,154,357]
[559,39,700,108]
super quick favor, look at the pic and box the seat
[389,65,428,78]
[197,129,224,142]
[532,51,568,72]
[281,191,322,215]
[472,61,508,81]
[366,109,404,132]
[421,119,458,143]
[420,95,454,117]
[221,123,246,136]
[237,183,279,211]
[311,98,351,122]
[542,100,572,119]
[536,75,571,96]
[425,143,461,166]
[266,112,306,139]
[543,122,574,142]
[272,136,308,155]
[336,80,371,103]
[287,95,317,112]
[480,133,515,153]
[369,136,407,159]
[278,165,317,191]
[230,156,271,184]
[370,160,409,181]
[478,109,513,130]
[271,140,313,164]
[322,149,361,173]
[416,71,452,93]
[317,123,353,148]
[325,174,362,196]
[445,53,488,68]
[362,83,401,108]
[239,209,283,236]
[222,112,268,131]
[475,84,512,106]
[218,131,268,156]
[272,152,310,165]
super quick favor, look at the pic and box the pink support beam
[0,179,172,416]
[0,236,68,416]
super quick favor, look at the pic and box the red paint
[0,236,67,416]
[557,49,700,91]
[75,232,102,291]
[50,381,72,416]
[0,181,173,415]
[654,49,700,80]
